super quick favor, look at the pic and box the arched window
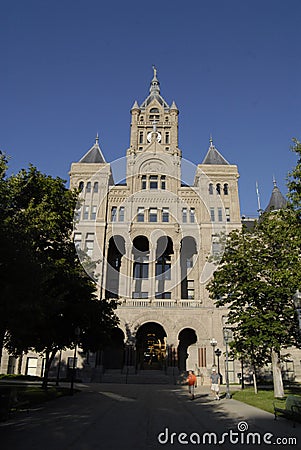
[223,183,229,195]
[93,182,99,193]
[216,183,221,195]
[209,183,213,195]
[150,108,159,113]
[79,181,84,192]
[86,182,91,193]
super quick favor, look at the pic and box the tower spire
[149,65,160,95]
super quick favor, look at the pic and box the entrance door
[136,322,166,370]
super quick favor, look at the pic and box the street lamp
[214,348,222,384]
[210,338,217,366]
[70,326,81,395]
[223,327,232,399]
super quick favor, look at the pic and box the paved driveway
[0,383,300,449]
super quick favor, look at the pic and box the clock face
[147,131,161,143]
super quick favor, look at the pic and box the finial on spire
[95,133,99,144]
[273,175,277,187]
[209,135,213,146]
[150,66,160,95]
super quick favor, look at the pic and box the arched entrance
[136,322,167,370]
[178,328,197,372]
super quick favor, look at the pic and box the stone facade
[69,69,242,381]
[1,69,300,384]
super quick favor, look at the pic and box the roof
[79,135,106,163]
[202,138,229,165]
[264,180,287,212]
[139,67,170,110]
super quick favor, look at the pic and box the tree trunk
[272,350,284,398]
[42,349,56,390]
[0,328,5,367]
[253,372,258,394]
[17,353,23,374]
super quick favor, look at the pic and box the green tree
[208,209,301,398]
[1,165,118,387]
[288,138,301,216]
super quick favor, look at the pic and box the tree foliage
[208,210,301,369]
[287,138,301,217]
[207,141,301,388]
[0,162,118,385]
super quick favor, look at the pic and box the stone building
[69,68,241,381]
[1,69,299,383]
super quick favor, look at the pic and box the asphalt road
[0,383,300,450]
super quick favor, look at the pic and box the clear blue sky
[1,0,300,216]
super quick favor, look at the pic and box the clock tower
[128,66,180,154]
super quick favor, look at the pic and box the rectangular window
[212,237,221,256]
[137,207,145,222]
[218,207,223,222]
[139,131,143,144]
[85,233,94,257]
[74,207,81,221]
[165,132,170,144]
[119,206,125,222]
[210,207,215,222]
[133,257,149,279]
[162,207,169,222]
[149,207,157,222]
[68,357,78,369]
[149,175,158,189]
[190,208,195,223]
[111,206,117,221]
[7,356,16,374]
[225,207,230,222]
[187,280,194,299]
[156,258,171,280]
[83,205,89,220]
[182,208,187,223]
[186,256,193,269]
[161,175,166,190]
[91,205,97,220]
[141,175,147,190]
[74,232,82,250]
[26,357,38,376]
[132,292,148,299]
[155,292,171,299]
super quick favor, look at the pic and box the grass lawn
[232,385,301,414]
[15,386,71,407]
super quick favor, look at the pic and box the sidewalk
[0,382,299,449]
